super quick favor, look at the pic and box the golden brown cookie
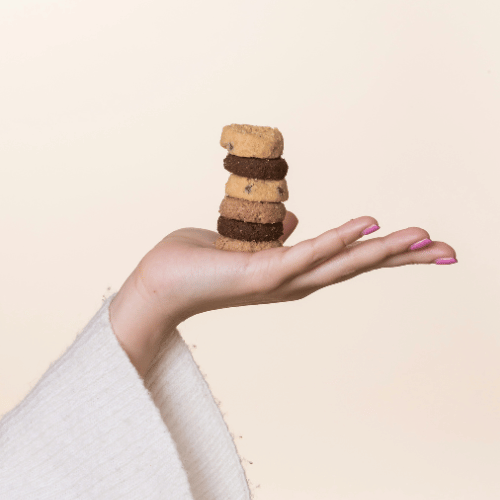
[220,124,284,159]
[225,174,288,203]
[219,196,286,224]
[215,235,283,252]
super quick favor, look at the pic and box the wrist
[108,271,185,377]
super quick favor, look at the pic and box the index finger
[279,216,380,278]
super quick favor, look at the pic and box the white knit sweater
[0,296,251,499]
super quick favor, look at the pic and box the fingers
[378,240,457,268]
[318,240,458,287]
[330,226,433,278]
[280,211,299,243]
[287,226,457,292]
[279,216,380,277]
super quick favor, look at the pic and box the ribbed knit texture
[0,296,251,500]
[145,329,250,500]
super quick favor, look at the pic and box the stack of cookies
[215,124,289,252]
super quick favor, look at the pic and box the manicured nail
[410,238,432,250]
[435,257,458,265]
[361,224,380,236]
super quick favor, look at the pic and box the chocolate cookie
[223,154,288,180]
[215,236,283,252]
[225,174,288,203]
[220,124,284,159]
[219,197,286,224]
[217,216,283,242]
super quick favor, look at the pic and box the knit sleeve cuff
[0,295,250,500]
[0,296,193,499]
[144,322,251,500]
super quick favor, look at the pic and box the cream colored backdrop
[1,0,499,498]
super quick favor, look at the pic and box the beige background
[1,0,499,498]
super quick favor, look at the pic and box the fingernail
[361,224,380,236]
[410,238,432,250]
[435,257,458,265]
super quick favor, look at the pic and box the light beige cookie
[220,124,284,159]
[219,196,286,224]
[225,174,288,202]
[215,235,282,252]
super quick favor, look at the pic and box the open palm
[110,212,456,375]
[134,213,454,319]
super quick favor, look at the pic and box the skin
[109,213,457,377]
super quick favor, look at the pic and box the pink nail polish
[410,238,432,250]
[361,224,380,236]
[435,257,458,265]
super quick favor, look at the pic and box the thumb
[280,211,299,243]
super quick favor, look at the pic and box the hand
[109,213,457,376]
